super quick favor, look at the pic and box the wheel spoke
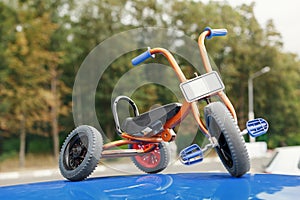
[223,149,231,159]
[132,143,161,169]
[216,131,233,167]
[64,134,88,170]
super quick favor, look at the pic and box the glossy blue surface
[1,173,299,199]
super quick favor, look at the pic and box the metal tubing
[198,30,238,121]
[103,140,137,150]
[121,133,163,143]
[101,149,145,158]
[150,48,187,83]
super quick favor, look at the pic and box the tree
[1,1,65,165]
[0,2,18,157]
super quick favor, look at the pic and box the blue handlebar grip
[131,50,153,66]
[204,27,227,39]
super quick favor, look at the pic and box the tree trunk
[19,114,26,168]
[51,69,59,159]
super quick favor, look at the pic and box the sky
[203,0,300,57]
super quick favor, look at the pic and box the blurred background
[0,0,299,184]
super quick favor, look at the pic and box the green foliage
[0,0,299,162]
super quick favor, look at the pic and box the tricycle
[59,27,269,181]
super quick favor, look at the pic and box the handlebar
[131,48,155,66]
[132,27,227,66]
[204,27,227,39]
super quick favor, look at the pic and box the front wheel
[204,102,250,177]
[129,142,170,174]
[59,125,103,181]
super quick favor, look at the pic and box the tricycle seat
[122,103,182,137]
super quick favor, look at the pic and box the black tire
[59,125,103,181]
[204,102,250,177]
[129,142,170,174]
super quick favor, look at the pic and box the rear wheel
[129,142,170,174]
[204,102,250,177]
[59,125,103,181]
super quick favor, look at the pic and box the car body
[265,146,300,175]
[0,173,299,199]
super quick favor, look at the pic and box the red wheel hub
[132,143,161,168]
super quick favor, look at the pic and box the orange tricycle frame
[102,29,238,156]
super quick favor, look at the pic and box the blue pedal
[179,144,203,165]
[246,118,269,137]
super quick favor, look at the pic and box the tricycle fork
[198,27,237,122]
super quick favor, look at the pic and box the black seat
[122,103,182,137]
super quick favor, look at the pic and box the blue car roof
[1,173,300,199]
